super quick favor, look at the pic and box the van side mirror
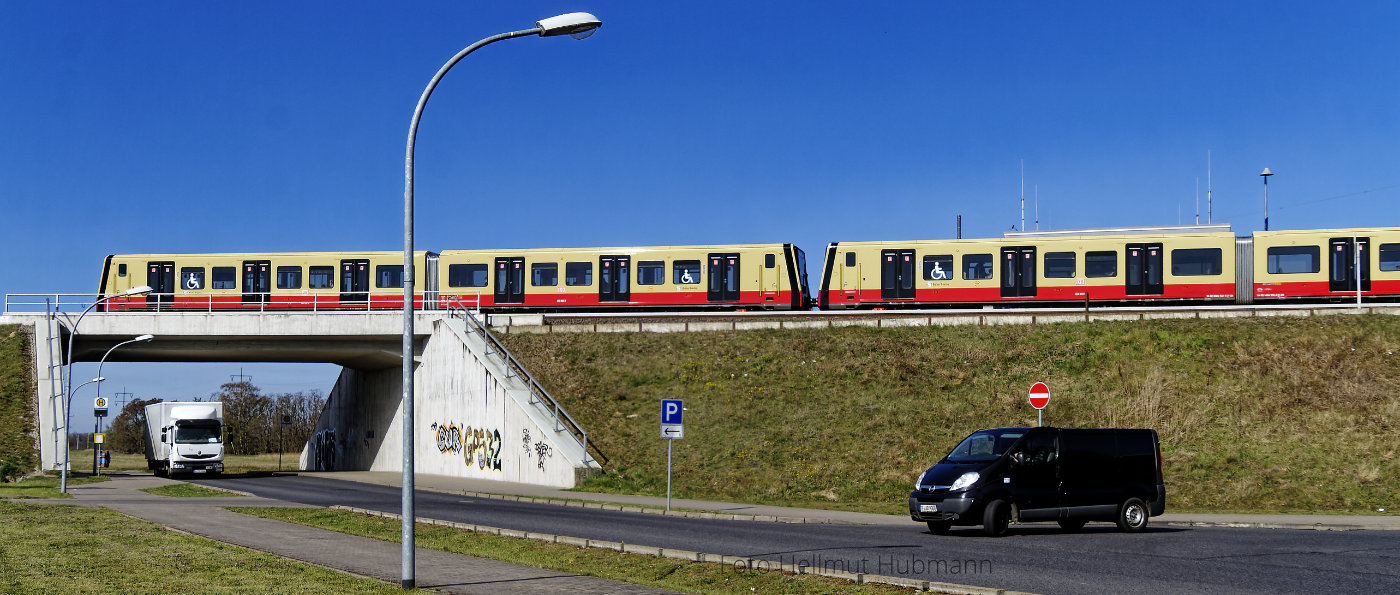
[160,431,167,442]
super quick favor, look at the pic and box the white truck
[143,401,225,476]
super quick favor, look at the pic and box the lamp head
[537,12,601,39]
[123,285,154,296]
[1260,167,1274,177]
[134,334,155,342]
[92,377,104,383]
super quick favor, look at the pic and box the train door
[242,260,271,304]
[146,261,175,306]
[495,257,526,304]
[1329,237,1371,293]
[598,255,631,303]
[760,252,781,302]
[880,249,916,300]
[1000,247,1037,298]
[708,253,740,302]
[340,259,370,304]
[1125,243,1164,296]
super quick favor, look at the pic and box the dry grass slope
[502,313,1400,514]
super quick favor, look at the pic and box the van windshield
[944,429,1025,463]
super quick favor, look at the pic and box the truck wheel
[982,500,1010,537]
[1058,519,1087,532]
[926,521,952,535]
[1117,498,1149,532]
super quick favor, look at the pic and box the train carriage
[819,227,1239,308]
[99,251,435,311]
[1249,227,1400,302]
[436,243,810,311]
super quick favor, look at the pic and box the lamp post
[92,334,154,475]
[1260,167,1274,231]
[399,12,600,589]
[59,285,152,493]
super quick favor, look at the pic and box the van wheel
[1057,519,1087,532]
[1117,498,1149,532]
[982,500,1010,537]
[926,521,952,535]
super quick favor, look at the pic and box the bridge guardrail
[445,297,605,466]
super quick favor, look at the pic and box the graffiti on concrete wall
[522,428,554,472]
[431,421,502,472]
[310,429,336,471]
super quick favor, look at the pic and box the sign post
[93,398,109,476]
[1028,382,1050,426]
[661,399,684,511]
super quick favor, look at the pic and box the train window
[276,266,302,289]
[1085,251,1117,277]
[1380,244,1400,271]
[637,261,665,285]
[532,263,559,286]
[1267,246,1320,274]
[922,255,953,280]
[845,252,856,267]
[212,267,236,289]
[1171,248,1223,276]
[565,262,592,286]
[765,254,776,269]
[376,265,405,288]
[179,267,205,290]
[673,260,701,285]
[1044,252,1076,278]
[309,266,335,289]
[963,254,993,280]
[118,263,127,277]
[448,264,488,287]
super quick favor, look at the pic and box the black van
[908,426,1166,536]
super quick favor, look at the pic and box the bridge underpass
[3,310,599,488]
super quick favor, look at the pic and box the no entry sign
[1028,382,1050,410]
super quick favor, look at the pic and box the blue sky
[3,2,1398,428]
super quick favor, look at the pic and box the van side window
[1025,431,1058,464]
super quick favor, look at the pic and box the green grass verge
[234,506,916,594]
[141,483,245,498]
[502,314,1400,515]
[0,474,110,499]
[72,450,304,474]
[0,501,410,594]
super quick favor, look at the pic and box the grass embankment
[502,314,1400,514]
[237,506,913,595]
[0,324,37,481]
[0,501,408,594]
[73,449,305,474]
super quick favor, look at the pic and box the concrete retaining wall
[302,317,596,488]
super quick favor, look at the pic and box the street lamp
[92,334,155,474]
[59,285,152,493]
[1260,167,1274,231]
[399,12,600,589]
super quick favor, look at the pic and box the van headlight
[950,471,979,491]
[915,470,930,490]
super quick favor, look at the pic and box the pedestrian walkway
[34,472,679,594]
[322,470,1400,531]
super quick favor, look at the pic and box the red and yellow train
[99,244,811,312]
[97,226,1399,312]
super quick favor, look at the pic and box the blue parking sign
[661,399,684,425]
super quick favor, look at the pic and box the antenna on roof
[1020,159,1025,233]
[1207,150,1213,224]
[1195,177,1200,225]
[1034,184,1040,231]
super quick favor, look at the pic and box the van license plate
[919,504,938,513]
[193,469,207,474]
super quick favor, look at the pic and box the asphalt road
[198,474,1400,594]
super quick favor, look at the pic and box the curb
[1163,520,1383,531]
[331,505,1030,595]
[456,490,859,525]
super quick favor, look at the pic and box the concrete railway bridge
[1,305,600,488]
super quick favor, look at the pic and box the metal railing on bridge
[445,297,606,466]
